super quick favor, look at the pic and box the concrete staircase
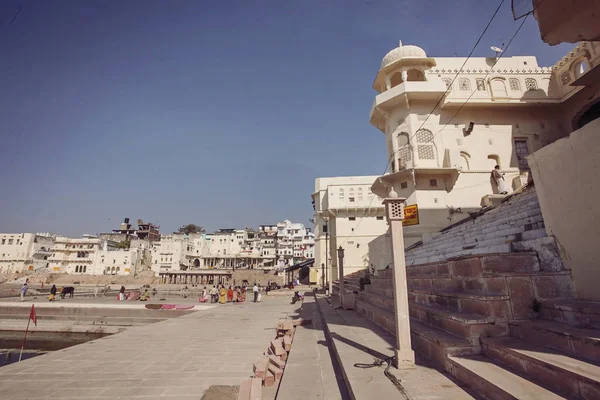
[349,186,600,399]
[405,186,555,267]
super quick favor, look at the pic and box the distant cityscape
[0,218,314,276]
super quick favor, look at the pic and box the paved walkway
[315,296,479,400]
[275,293,348,399]
[0,297,297,399]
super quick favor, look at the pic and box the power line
[425,14,530,145]
[382,0,507,174]
[335,0,507,249]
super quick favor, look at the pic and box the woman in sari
[219,285,227,304]
[227,286,234,302]
[199,286,208,303]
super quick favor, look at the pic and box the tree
[177,224,205,235]
[115,239,131,249]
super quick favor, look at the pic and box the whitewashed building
[48,235,149,276]
[276,220,314,267]
[368,41,600,248]
[312,176,389,283]
[0,233,56,273]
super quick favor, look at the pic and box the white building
[48,235,150,276]
[0,233,56,274]
[368,40,600,248]
[276,220,314,267]
[312,176,389,283]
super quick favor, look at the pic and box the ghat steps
[332,187,600,399]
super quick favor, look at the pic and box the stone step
[407,215,545,255]
[363,284,393,300]
[410,319,477,369]
[355,298,396,334]
[379,252,541,282]
[408,211,543,248]
[409,289,511,319]
[540,300,600,329]
[357,290,394,311]
[482,336,600,399]
[448,354,566,400]
[410,302,507,345]
[407,271,572,297]
[510,319,600,364]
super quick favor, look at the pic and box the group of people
[198,283,263,304]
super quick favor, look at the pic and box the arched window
[390,72,403,88]
[83,265,87,273]
[476,79,486,91]
[459,151,471,170]
[339,188,344,199]
[442,78,453,91]
[117,267,120,272]
[509,79,521,91]
[525,78,538,91]
[75,265,79,273]
[396,132,412,167]
[573,60,589,79]
[490,78,508,97]
[407,69,425,81]
[458,78,470,91]
[415,129,435,160]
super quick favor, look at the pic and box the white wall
[528,118,600,301]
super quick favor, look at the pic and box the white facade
[0,233,55,274]
[369,41,600,247]
[276,220,314,266]
[312,176,389,282]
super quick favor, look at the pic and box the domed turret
[380,41,428,69]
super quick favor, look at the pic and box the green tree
[115,239,131,249]
[177,224,205,235]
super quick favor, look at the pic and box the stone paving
[315,296,479,400]
[275,293,348,399]
[0,297,299,399]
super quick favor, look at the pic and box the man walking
[20,281,29,301]
[253,283,259,303]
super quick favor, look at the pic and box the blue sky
[0,0,571,236]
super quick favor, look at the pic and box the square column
[382,195,415,368]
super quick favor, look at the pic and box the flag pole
[19,304,36,362]
[18,316,31,362]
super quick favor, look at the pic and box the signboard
[403,204,419,226]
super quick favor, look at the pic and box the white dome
[381,41,427,69]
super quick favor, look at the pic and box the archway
[194,258,200,268]
[390,72,403,88]
[407,69,425,81]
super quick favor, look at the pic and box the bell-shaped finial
[398,40,403,47]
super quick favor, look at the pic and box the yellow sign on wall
[124,268,131,273]
[403,204,419,226]
[52,267,61,272]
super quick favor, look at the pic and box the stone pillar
[383,193,415,368]
[337,247,345,308]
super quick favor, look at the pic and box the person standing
[491,165,509,195]
[253,283,259,303]
[49,284,57,301]
[219,285,227,304]
[20,282,28,301]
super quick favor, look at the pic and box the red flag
[29,304,37,327]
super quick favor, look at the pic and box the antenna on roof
[490,46,503,58]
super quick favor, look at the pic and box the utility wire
[382,0,507,175]
[334,0,507,250]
